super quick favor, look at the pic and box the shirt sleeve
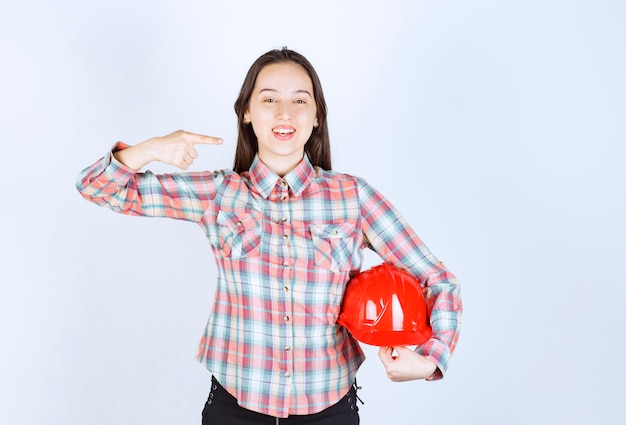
[75,142,225,223]
[357,177,463,380]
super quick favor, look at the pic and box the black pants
[201,376,360,425]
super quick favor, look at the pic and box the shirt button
[281,216,288,222]
[280,195,287,201]
[279,180,288,188]
[284,316,290,322]
[284,371,292,378]
[283,286,289,292]
[284,345,291,351]
[282,234,289,242]
[283,260,290,267]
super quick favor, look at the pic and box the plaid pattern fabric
[76,143,462,418]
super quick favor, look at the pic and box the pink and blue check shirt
[76,143,462,418]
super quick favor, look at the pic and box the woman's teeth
[273,128,295,134]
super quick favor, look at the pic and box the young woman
[76,48,462,424]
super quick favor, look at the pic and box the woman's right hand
[113,130,223,170]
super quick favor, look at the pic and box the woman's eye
[264,98,276,103]
[295,99,306,104]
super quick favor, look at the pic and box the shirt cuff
[107,142,139,176]
[415,337,451,381]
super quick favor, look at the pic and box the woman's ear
[314,117,319,128]
[244,111,251,124]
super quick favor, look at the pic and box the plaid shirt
[76,143,462,418]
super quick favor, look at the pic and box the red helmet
[338,263,432,346]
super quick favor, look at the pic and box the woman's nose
[276,102,293,119]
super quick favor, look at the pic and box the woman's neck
[257,152,304,177]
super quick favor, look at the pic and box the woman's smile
[272,125,296,141]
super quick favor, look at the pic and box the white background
[1,0,625,424]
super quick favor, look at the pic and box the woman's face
[244,61,319,176]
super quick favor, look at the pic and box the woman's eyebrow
[258,88,312,97]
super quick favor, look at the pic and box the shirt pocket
[216,210,262,258]
[309,222,357,273]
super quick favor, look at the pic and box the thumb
[378,346,395,365]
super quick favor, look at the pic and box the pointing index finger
[199,135,224,145]
[183,131,223,145]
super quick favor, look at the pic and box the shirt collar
[248,155,316,198]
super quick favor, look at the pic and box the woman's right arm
[76,130,224,222]
[113,130,222,171]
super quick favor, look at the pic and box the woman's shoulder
[314,167,372,188]
[311,168,383,202]
[316,167,357,181]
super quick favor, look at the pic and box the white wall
[1,1,625,424]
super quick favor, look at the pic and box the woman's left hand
[377,346,438,381]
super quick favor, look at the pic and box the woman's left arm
[357,178,463,381]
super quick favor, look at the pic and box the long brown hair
[233,47,332,173]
